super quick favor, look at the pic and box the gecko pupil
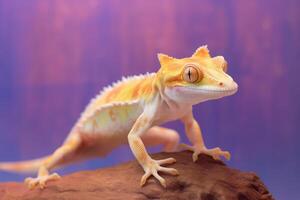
[188,69,192,80]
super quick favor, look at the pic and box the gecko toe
[158,166,179,175]
[157,157,176,165]
[140,171,151,187]
[24,173,61,190]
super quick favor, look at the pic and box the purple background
[0,0,299,199]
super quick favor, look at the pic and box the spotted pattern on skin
[78,73,156,124]
[108,109,116,121]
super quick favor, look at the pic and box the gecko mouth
[174,85,238,96]
[198,87,237,95]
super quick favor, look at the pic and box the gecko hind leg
[142,126,180,152]
[25,134,81,189]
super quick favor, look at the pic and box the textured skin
[0,45,238,189]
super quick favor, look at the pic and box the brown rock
[0,151,274,200]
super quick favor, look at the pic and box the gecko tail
[0,156,49,174]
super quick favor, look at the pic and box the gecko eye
[183,65,203,83]
[221,60,228,72]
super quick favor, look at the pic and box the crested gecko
[0,45,238,189]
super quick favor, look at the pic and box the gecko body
[0,46,238,189]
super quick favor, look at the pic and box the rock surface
[0,151,274,200]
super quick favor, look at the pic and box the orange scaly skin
[0,45,238,189]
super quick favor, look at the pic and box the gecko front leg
[180,110,231,162]
[128,109,179,187]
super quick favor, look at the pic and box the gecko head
[156,45,238,104]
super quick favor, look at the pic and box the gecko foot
[24,173,61,189]
[140,157,179,188]
[179,143,231,162]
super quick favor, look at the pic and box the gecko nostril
[219,82,224,86]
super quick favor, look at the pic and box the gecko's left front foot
[180,143,231,162]
[140,157,179,188]
[24,173,61,189]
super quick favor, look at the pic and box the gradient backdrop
[0,0,299,199]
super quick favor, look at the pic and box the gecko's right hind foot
[24,173,61,189]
